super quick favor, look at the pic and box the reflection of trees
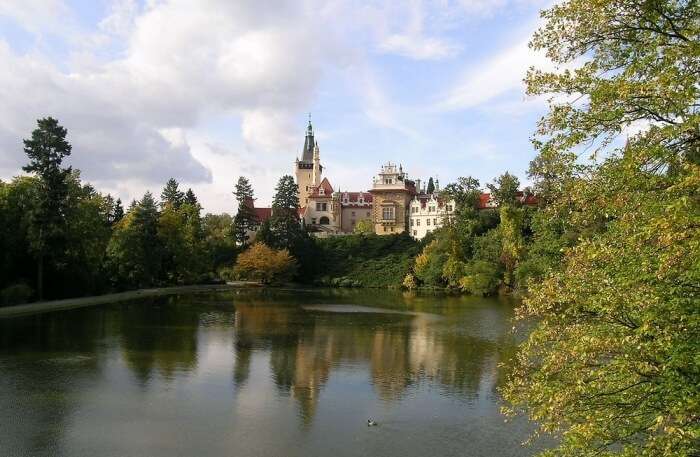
[118,296,199,384]
[0,308,105,456]
[231,294,511,423]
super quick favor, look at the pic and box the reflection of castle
[231,300,498,421]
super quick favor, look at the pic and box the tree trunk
[37,254,44,301]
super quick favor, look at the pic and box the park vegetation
[0,1,697,454]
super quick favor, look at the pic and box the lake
[0,288,546,457]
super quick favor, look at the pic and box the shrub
[0,283,34,306]
[459,260,501,296]
[402,273,417,290]
[233,243,297,284]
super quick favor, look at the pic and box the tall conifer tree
[160,178,184,209]
[232,176,257,245]
[22,117,72,300]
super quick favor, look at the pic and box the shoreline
[0,282,261,319]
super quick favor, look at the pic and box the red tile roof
[340,191,373,207]
[254,207,272,222]
[309,177,334,198]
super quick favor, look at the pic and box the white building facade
[408,193,455,240]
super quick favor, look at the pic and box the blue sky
[0,0,552,212]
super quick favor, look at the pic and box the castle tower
[295,117,323,208]
[368,162,416,235]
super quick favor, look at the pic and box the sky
[0,0,554,213]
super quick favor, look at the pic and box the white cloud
[373,0,459,60]
[0,0,550,212]
[436,38,551,110]
[0,0,73,35]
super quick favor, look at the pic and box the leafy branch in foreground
[502,1,700,456]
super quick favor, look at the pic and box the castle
[248,119,534,240]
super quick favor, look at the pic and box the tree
[184,188,198,206]
[233,243,297,284]
[0,177,39,301]
[498,204,524,290]
[232,176,257,245]
[269,175,303,250]
[202,213,237,272]
[113,198,124,223]
[487,172,520,207]
[426,177,435,194]
[160,178,184,209]
[503,1,700,456]
[106,192,163,288]
[22,117,72,300]
[353,218,374,234]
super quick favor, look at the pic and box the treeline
[404,172,542,295]
[0,118,235,305]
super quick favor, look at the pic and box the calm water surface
[0,288,544,457]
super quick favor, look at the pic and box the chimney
[415,179,421,194]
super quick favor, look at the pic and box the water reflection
[0,288,540,457]
[229,292,501,421]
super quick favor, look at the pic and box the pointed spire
[301,115,315,163]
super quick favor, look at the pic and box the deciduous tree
[502,1,700,456]
[233,243,297,284]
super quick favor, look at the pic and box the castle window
[382,206,395,221]
[434,218,438,226]
[427,219,431,226]
[416,219,420,226]
[366,212,371,217]
[316,203,327,211]
[319,216,330,225]
[446,204,453,212]
[413,230,417,236]
[410,219,414,226]
[311,218,317,224]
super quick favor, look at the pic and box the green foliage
[426,177,435,194]
[487,172,520,207]
[414,239,449,287]
[232,176,257,245]
[202,213,237,272]
[353,218,373,234]
[503,0,700,456]
[106,192,163,288]
[184,188,198,206]
[22,117,73,300]
[459,261,501,296]
[269,175,304,249]
[160,178,184,209]
[499,205,525,290]
[0,283,34,306]
[311,233,420,288]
